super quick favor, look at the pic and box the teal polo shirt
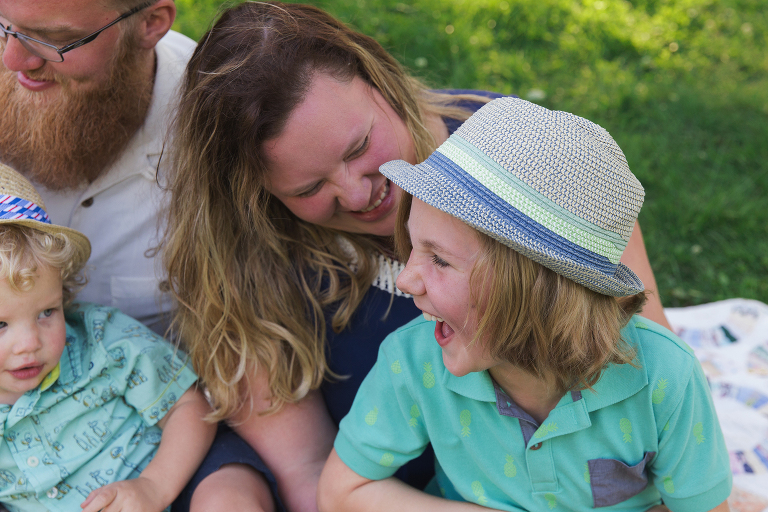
[0,303,198,512]
[335,315,731,511]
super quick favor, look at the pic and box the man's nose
[2,35,47,73]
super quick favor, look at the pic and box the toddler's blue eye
[0,321,6,329]
[39,309,54,319]
[431,255,449,268]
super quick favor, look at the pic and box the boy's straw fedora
[0,163,91,266]
[380,97,645,297]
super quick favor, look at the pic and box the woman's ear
[136,0,176,50]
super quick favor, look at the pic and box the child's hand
[80,476,169,512]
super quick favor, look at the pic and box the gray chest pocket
[589,451,656,507]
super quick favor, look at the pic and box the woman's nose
[336,165,373,212]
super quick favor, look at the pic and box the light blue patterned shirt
[0,303,198,512]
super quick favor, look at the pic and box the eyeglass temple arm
[57,0,155,54]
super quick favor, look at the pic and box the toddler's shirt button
[26,456,39,467]
[47,488,58,499]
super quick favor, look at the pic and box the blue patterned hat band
[0,163,91,265]
[0,194,52,224]
[380,97,645,297]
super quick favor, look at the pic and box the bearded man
[0,0,187,333]
[0,3,281,510]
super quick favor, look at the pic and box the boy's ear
[136,0,176,50]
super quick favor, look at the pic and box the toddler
[0,163,215,512]
[318,98,731,511]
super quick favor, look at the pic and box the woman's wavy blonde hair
[395,193,647,393]
[0,225,86,306]
[163,1,488,420]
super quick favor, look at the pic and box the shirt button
[81,197,94,207]
[26,456,39,467]
[530,442,543,450]
[47,487,58,499]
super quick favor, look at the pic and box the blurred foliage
[174,0,768,306]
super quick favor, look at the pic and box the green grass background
[174,0,768,308]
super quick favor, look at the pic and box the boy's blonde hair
[0,225,86,306]
[395,193,646,393]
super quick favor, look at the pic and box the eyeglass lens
[0,18,63,62]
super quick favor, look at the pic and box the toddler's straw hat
[380,97,645,297]
[0,163,91,267]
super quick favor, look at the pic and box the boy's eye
[0,321,6,329]
[431,254,449,268]
[38,309,54,319]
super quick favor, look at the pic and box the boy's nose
[396,254,425,296]
[13,327,43,355]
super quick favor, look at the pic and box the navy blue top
[320,89,506,489]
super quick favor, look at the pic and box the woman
[163,2,670,511]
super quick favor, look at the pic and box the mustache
[19,69,60,84]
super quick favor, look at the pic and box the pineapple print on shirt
[652,379,668,404]
[471,481,488,505]
[408,404,420,427]
[534,422,557,439]
[365,407,379,426]
[460,410,472,437]
[693,422,705,444]
[504,455,517,477]
[663,476,675,493]
[620,418,633,443]
[391,360,402,374]
[422,363,436,388]
[380,453,394,467]
[545,493,557,509]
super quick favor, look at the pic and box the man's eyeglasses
[0,0,153,63]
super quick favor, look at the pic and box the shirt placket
[494,385,592,494]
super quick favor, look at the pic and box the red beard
[0,34,153,191]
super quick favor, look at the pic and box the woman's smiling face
[263,73,413,236]
[395,198,497,377]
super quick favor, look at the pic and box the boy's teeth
[359,181,390,213]
[422,312,444,323]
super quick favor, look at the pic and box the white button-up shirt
[38,31,196,334]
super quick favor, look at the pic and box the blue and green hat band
[438,134,628,264]
[427,150,618,275]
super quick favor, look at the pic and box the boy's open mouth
[434,320,455,347]
[422,312,455,346]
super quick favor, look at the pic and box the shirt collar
[77,35,188,198]
[441,321,648,414]
[581,323,649,411]
[39,363,60,391]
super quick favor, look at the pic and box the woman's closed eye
[346,134,370,161]
[431,254,449,268]
[297,180,325,198]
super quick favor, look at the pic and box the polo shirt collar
[582,327,648,412]
[443,366,497,403]
[441,324,648,421]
